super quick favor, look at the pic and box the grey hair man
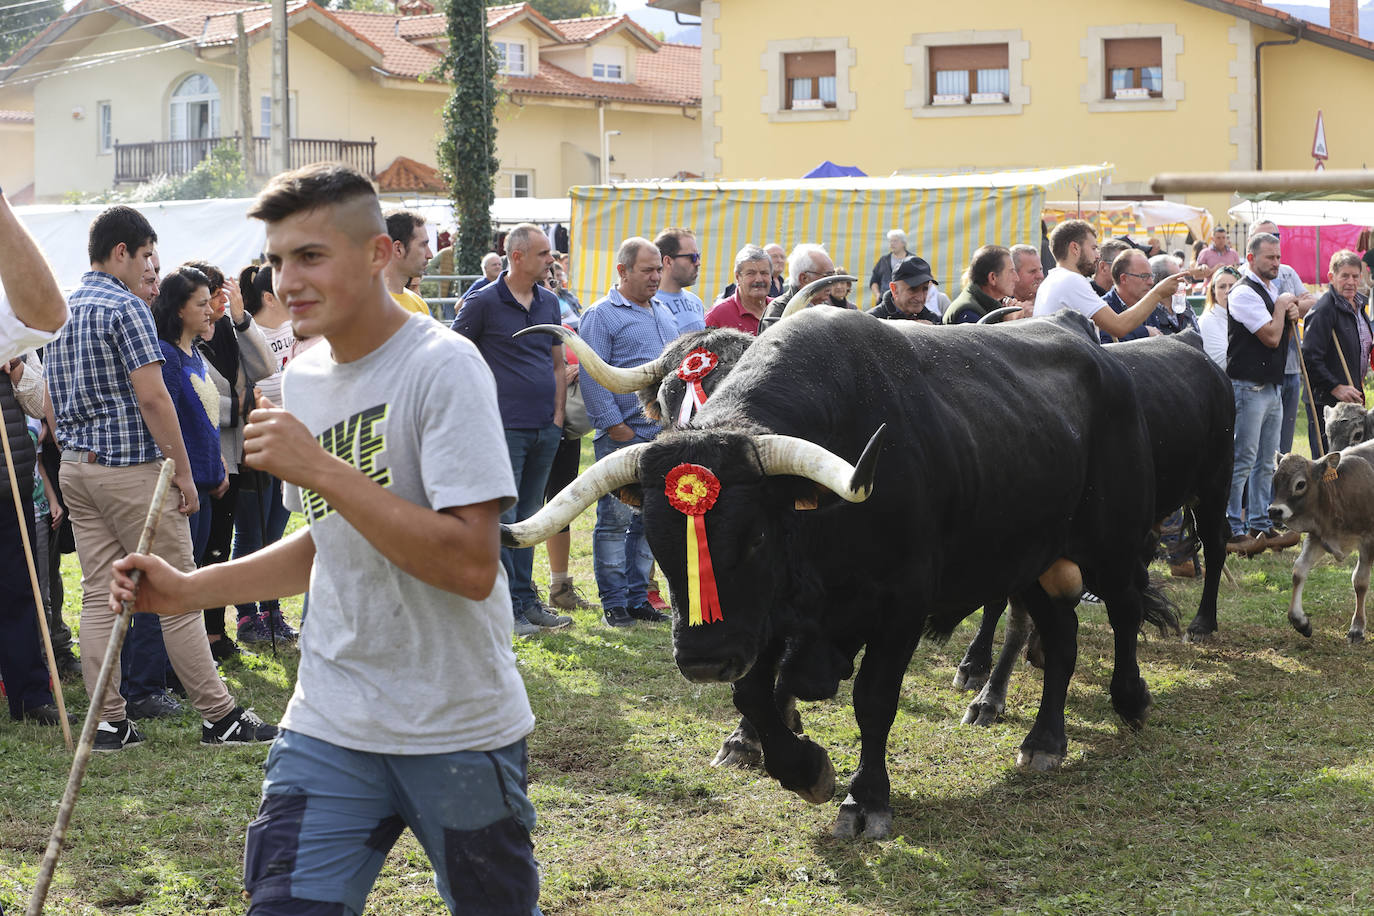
[1250,219,1320,456]
[785,243,836,305]
[577,236,679,626]
[706,244,774,335]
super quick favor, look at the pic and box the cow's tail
[1140,573,1181,636]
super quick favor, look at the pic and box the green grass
[5,443,1374,914]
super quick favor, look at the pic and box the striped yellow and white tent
[568,165,1113,309]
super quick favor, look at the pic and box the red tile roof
[3,0,699,103]
[376,155,446,193]
[1195,0,1374,55]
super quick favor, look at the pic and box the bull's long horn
[754,424,887,502]
[502,443,649,547]
[777,274,859,321]
[514,325,668,394]
[977,305,1023,325]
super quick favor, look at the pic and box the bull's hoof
[1112,679,1153,731]
[831,796,893,840]
[952,661,989,692]
[778,737,835,805]
[710,729,762,769]
[1348,629,1365,644]
[1288,616,1313,639]
[1015,748,1064,771]
[961,695,1003,727]
[1184,617,1216,643]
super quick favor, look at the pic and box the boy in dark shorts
[111,164,539,915]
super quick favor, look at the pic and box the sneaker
[1079,591,1103,605]
[15,703,75,726]
[202,706,278,746]
[523,602,573,630]
[93,719,144,753]
[263,608,299,641]
[1226,532,1258,555]
[628,601,669,623]
[603,605,635,628]
[237,612,271,645]
[126,690,183,720]
[549,579,597,611]
[645,589,670,612]
[209,636,240,664]
[513,612,542,638]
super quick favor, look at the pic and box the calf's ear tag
[1323,466,1339,482]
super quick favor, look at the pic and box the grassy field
[5,452,1374,914]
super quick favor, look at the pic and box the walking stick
[1332,329,1360,398]
[1297,325,1328,455]
[26,460,175,916]
[0,414,71,751]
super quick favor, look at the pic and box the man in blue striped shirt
[578,237,679,628]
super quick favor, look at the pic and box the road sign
[1312,110,1328,161]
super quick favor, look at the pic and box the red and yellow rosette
[665,463,723,626]
[673,347,719,426]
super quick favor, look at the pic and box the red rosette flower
[664,463,724,625]
[675,348,719,383]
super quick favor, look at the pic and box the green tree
[0,0,63,61]
[488,0,613,19]
[437,0,497,274]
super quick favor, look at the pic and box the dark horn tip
[499,524,520,548]
[850,423,887,496]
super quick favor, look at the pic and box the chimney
[1330,0,1359,37]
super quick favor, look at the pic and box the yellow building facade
[652,0,1374,221]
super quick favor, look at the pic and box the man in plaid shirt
[46,205,276,751]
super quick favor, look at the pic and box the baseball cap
[892,256,937,287]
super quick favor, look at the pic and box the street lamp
[601,129,621,185]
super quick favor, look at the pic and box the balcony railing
[113,135,377,184]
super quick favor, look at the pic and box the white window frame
[591,46,626,82]
[1079,24,1183,113]
[506,169,533,198]
[904,30,1029,119]
[759,37,856,123]
[97,100,112,155]
[169,73,221,141]
[494,40,528,76]
[258,92,299,138]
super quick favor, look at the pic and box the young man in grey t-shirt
[111,164,540,915]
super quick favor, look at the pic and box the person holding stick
[110,164,540,915]
[1301,249,1371,450]
[46,205,277,751]
[0,185,69,729]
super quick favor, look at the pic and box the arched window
[169,73,220,141]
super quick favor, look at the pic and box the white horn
[514,325,668,394]
[777,274,859,321]
[753,425,886,502]
[502,443,649,547]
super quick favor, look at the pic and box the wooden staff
[1298,332,1328,455]
[26,460,175,916]
[1332,329,1361,398]
[0,412,70,751]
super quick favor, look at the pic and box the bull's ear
[1273,451,1285,470]
[615,484,643,508]
[1326,452,1342,471]
[1324,405,1337,424]
[785,479,824,511]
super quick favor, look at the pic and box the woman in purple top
[151,266,228,559]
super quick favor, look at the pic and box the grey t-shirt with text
[281,314,530,754]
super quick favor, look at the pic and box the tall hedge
[437,0,497,273]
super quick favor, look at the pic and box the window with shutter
[783,51,836,110]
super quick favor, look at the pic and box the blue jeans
[122,485,213,702]
[592,433,655,610]
[501,424,562,615]
[1280,372,1302,454]
[244,730,541,916]
[233,472,292,620]
[1228,380,1283,535]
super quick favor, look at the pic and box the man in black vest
[1226,232,1302,555]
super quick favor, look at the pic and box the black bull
[507,307,1177,840]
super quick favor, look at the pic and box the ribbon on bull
[664,463,724,626]
[674,347,719,427]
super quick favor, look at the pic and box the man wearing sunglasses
[654,228,705,334]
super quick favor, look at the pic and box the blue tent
[802,161,867,178]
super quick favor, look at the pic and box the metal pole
[236,13,253,182]
[269,0,288,176]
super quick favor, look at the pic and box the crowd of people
[2,166,1374,914]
